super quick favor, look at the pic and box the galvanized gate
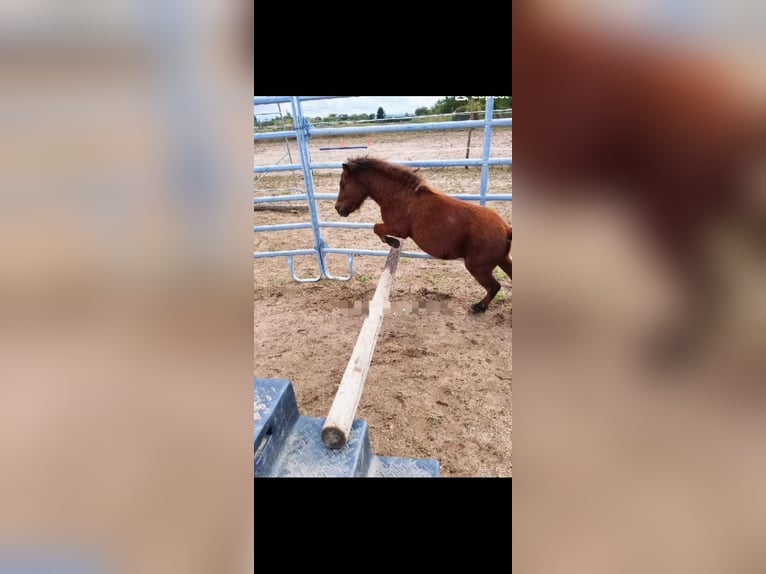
[253,96,512,281]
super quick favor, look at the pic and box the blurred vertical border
[514,1,766,573]
[0,0,254,572]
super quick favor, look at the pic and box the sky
[254,96,444,119]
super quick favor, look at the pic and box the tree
[432,97,464,115]
[414,107,429,116]
[376,107,386,120]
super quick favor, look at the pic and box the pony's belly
[412,239,462,261]
[425,249,461,261]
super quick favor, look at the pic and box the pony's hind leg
[464,261,502,313]
[498,256,512,280]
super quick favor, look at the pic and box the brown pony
[514,3,766,361]
[335,157,512,313]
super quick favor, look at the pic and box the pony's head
[335,162,368,217]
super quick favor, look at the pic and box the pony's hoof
[471,303,487,314]
[384,236,401,249]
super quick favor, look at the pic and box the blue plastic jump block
[254,378,440,477]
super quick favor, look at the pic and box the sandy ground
[254,129,512,476]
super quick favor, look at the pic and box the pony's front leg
[373,223,407,249]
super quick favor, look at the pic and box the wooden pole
[253,204,308,213]
[321,245,402,449]
[465,97,476,169]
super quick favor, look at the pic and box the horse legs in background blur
[643,208,722,368]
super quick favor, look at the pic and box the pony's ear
[342,163,349,171]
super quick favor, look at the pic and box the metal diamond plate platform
[254,378,440,477]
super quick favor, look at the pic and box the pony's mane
[346,156,425,191]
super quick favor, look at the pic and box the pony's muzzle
[335,205,349,217]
